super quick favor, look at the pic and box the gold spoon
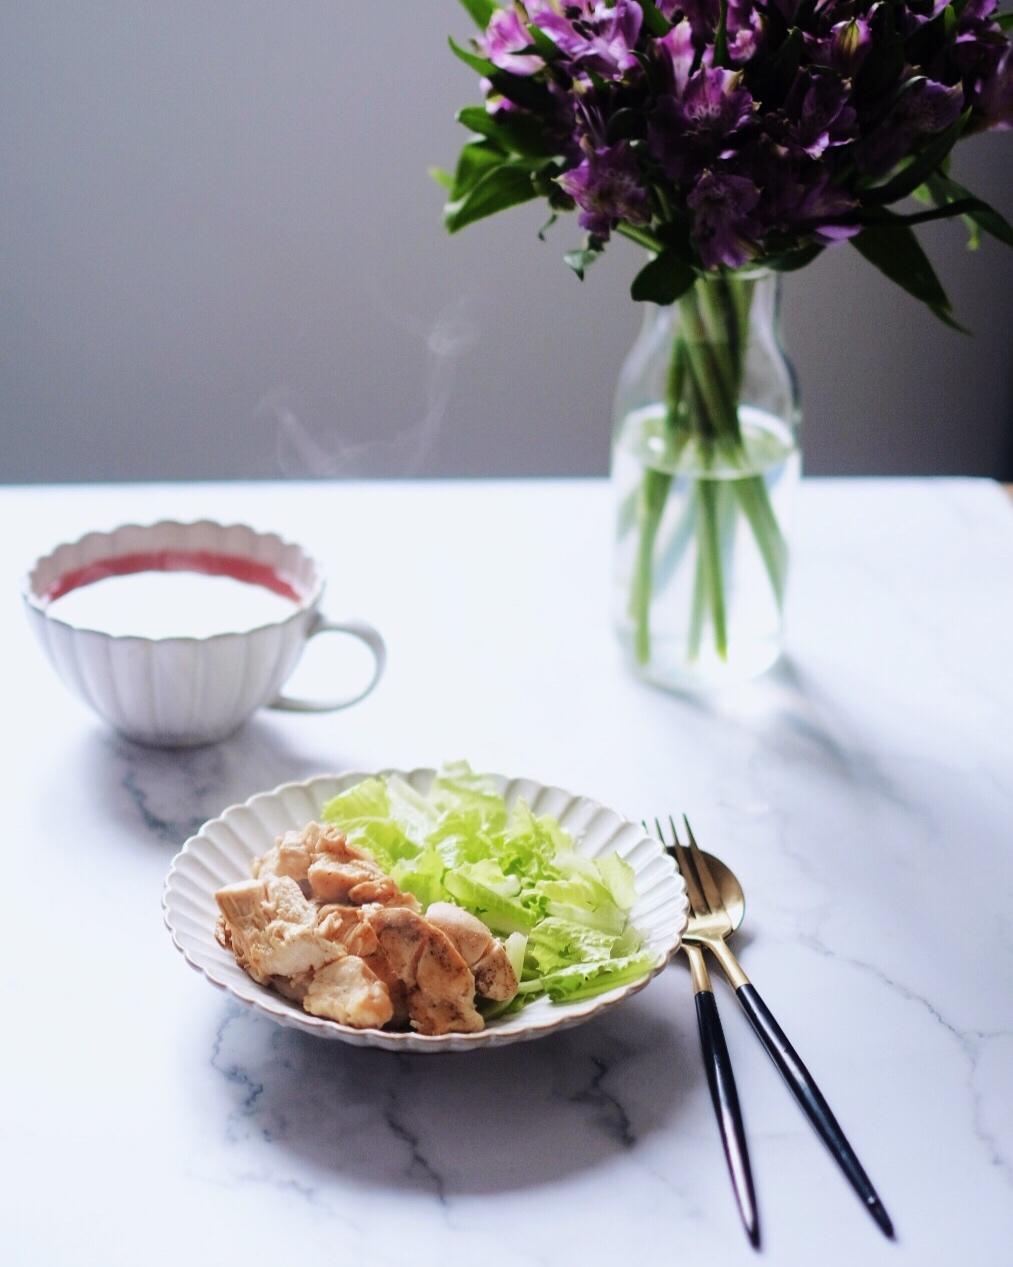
[671,819,894,1240]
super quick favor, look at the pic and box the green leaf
[523,23,563,60]
[455,104,559,157]
[429,166,453,191]
[863,197,1005,230]
[537,212,558,241]
[851,218,966,331]
[631,251,697,305]
[760,243,823,272]
[449,137,506,202]
[605,107,642,143]
[996,11,1012,31]
[640,0,674,35]
[456,0,496,27]
[487,69,555,112]
[862,108,970,205]
[457,105,492,132]
[714,0,730,67]
[770,26,802,100]
[926,172,1013,248]
[563,243,602,281]
[444,163,537,232]
[448,34,497,77]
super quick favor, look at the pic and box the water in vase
[613,406,800,689]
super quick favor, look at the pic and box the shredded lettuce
[321,762,659,1014]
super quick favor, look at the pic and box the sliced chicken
[215,875,338,983]
[308,854,400,905]
[316,904,379,958]
[364,906,483,1035]
[426,902,519,1001]
[255,820,421,910]
[362,952,410,1026]
[254,821,365,879]
[302,954,394,1028]
[252,828,317,887]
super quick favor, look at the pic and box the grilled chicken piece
[425,902,519,1001]
[302,954,394,1028]
[256,820,421,910]
[215,876,338,983]
[255,821,362,883]
[308,855,400,905]
[362,953,410,1026]
[365,906,483,1035]
[252,829,316,888]
[316,904,379,958]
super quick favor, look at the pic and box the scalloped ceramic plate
[163,769,688,1052]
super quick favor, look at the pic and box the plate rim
[162,767,688,1052]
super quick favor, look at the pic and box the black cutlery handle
[736,982,894,1239]
[695,989,760,1249]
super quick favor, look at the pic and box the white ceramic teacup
[21,520,386,747]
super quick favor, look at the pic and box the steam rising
[264,297,479,478]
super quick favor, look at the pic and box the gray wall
[2,2,1011,483]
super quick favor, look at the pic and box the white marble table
[4,478,1012,1267]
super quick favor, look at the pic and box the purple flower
[650,68,755,181]
[961,0,998,19]
[858,78,964,173]
[446,0,1012,282]
[530,1,644,80]
[728,0,765,64]
[688,170,761,268]
[978,44,1013,128]
[674,0,761,57]
[807,18,872,74]
[556,140,651,237]
[683,68,755,130]
[479,6,543,77]
[797,176,860,241]
[778,71,857,158]
[655,19,696,95]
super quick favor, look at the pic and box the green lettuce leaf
[321,762,654,1012]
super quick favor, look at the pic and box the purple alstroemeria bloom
[479,6,543,77]
[655,19,696,95]
[858,77,964,173]
[688,170,761,269]
[832,18,872,72]
[782,72,857,158]
[530,1,644,81]
[807,18,872,74]
[650,67,755,181]
[796,176,860,241]
[952,21,1010,120]
[556,140,651,237]
[978,44,1013,129]
[961,0,998,19]
[728,0,764,64]
[902,0,951,30]
[682,68,755,132]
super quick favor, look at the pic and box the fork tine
[668,814,709,916]
[684,815,724,915]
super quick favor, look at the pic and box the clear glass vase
[612,270,800,691]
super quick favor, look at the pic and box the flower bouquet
[438,0,1012,687]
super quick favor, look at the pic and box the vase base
[618,630,782,693]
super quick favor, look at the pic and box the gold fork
[668,815,894,1240]
[651,816,760,1249]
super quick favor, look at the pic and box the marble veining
[4,478,1013,1267]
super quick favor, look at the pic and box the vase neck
[641,271,782,345]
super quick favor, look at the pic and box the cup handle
[268,613,387,713]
